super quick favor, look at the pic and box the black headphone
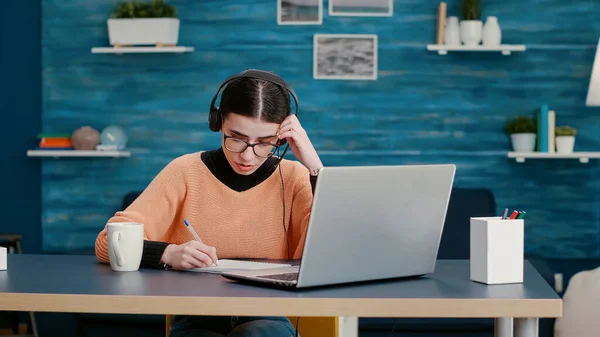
[208,69,299,132]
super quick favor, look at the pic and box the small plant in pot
[460,0,483,46]
[107,0,179,47]
[555,126,577,153]
[505,116,537,152]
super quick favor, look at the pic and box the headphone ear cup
[208,108,222,132]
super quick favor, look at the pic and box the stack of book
[37,133,73,150]
[537,105,556,152]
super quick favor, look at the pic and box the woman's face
[221,113,280,175]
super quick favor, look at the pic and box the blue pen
[183,219,218,266]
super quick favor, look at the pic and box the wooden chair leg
[287,316,339,337]
[165,315,172,337]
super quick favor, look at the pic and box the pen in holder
[470,216,524,285]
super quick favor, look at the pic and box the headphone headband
[208,69,299,132]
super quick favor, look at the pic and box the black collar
[200,147,279,192]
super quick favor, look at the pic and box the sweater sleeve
[289,172,315,259]
[141,240,171,269]
[94,157,187,264]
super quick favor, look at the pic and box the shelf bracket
[515,157,525,163]
[437,50,448,55]
[501,50,511,55]
[579,157,589,163]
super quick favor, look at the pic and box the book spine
[538,105,549,152]
[548,110,556,152]
[437,2,447,44]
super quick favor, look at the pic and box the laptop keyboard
[257,272,299,282]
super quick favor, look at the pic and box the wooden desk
[0,255,561,337]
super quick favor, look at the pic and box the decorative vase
[555,136,575,153]
[482,16,502,46]
[100,125,128,150]
[107,18,180,46]
[460,20,483,46]
[510,133,536,152]
[72,126,101,150]
[444,16,461,46]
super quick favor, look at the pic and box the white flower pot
[482,16,502,46]
[555,136,575,153]
[510,133,536,152]
[460,20,483,46]
[444,16,461,46]
[107,18,180,46]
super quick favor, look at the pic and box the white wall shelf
[27,150,131,158]
[427,44,526,55]
[507,152,600,163]
[91,46,194,54]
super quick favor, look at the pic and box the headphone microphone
[208,69,299,260]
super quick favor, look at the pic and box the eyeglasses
[223,134,279,158]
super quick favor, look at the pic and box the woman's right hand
[161,241,218,270]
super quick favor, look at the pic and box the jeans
[169,315,299,337]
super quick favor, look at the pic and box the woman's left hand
[277,115,323,175]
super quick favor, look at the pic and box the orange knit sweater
[95,152,313,263]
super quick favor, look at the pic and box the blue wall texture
[41,0,600,257]
[1,0,42,254]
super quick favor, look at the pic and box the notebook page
[187,259,291,274]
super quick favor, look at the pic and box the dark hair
[220,76,291,124]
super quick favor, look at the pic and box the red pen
[509,210,519,219]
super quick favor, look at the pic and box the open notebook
[187,259,291,274]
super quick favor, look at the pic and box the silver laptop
[221,164,456,289]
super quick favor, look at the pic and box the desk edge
[0,293,562,318]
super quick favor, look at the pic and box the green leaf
[461,0,481,20]
[110,0,178,18]
[505,116,537,134]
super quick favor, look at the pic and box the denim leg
[169,315,232,337]
[229,316,298,337]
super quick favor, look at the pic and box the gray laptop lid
[296,164,456,288]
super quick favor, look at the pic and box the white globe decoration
[100,125,128,150]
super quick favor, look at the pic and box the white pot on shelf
[510,133,536,152]
[107,18,180,46]
[444,16,461,46]
[460,20,483,46]
[482,16,502,46]
[555,136,575,153]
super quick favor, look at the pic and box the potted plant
[555,126,577,153]
[505,116,537,152]
[460,0,483,46]
[107,0,179,47]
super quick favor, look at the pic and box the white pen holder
[470,216,524,285]
[0,246,6,271]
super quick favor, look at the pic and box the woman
[94,69,323,337]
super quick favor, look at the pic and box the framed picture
[313,34,378,80]
[278,0,323,25]
[329,0,393,17]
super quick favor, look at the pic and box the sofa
[75,187,557,337]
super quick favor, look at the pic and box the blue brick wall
[41,0,600,257]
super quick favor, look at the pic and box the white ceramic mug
[107,222,144,272]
